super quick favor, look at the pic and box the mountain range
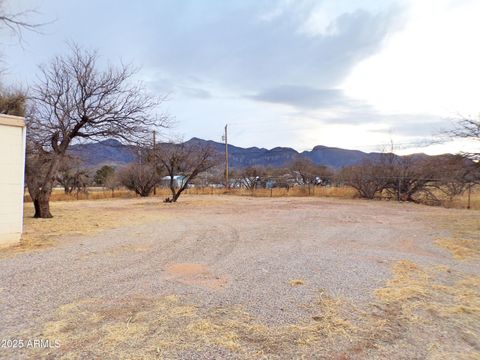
[70,138,398,169]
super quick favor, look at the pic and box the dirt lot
[1,195,479,359]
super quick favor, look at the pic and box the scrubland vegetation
[23,183,480,210]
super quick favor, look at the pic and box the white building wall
[0,115,26,247]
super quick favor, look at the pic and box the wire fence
[192,175,476,210]
[24,179,480,210]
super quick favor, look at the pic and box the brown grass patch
[24,185,359,203]
[19,258,479,359]
[435,238,480,260]
[14,259,480,359]
[434,213,480,261]
[289,279,305,286]
[448,187,480,210]
[23,188,140,202]
[23,185,480,211]
[354,260,480,359]
[375,260,430,303]
[220,186,357,199]
[22,292,355,359]
[2,199,168,257]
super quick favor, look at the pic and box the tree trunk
[33,199,41,217]
[169,178,176,199]
[34,191,53,218]
[31,162,57,218]
[172,190,181,202]
[171,180,191,203]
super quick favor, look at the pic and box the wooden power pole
[153,130,157,195]
[224,124,229,189]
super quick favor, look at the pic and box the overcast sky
[2,0,479,154]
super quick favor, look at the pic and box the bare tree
[289,158,332,187]
[340,152,478,204]
[339,160,390,199]
[237,166,266,190]
[382,156,434,202]
[56,156,90,194]
[451,116,480,140]
[26,44,168,218]
[429,155,479,200]
[118,163,159,197]
[449,115,480,160]
[157,142,220,202]
[0,0,44,39]
[103,171,120,197]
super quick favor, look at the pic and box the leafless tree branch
[26,44,169,218]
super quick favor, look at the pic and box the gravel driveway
[0,196,478,359]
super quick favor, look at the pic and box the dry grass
[375,260,430,303]
[23,185,480,210]
[16,255,478,359]
[289,279,305,287]
[24,188,161,202]
[327,259,480,359]
[24,292,355,359]
[32,186,358,201]
[434,214,480,261]
[448,188,480,210]
[357,211,480,357]
[2,199,168,257]
[25,257,480,359]
[435,238,480,260]
[217,186,358,199]
[7,195,231,257]
[339,211,480,357]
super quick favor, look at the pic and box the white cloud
[4,0,476,155]
[343,0,480,118]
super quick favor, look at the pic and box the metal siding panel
[0,124,25,246]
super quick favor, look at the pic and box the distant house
[160,175,188,188]
[0,115,26,247]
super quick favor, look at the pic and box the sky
[1,0,479,155]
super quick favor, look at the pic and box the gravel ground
[0,195,478,359]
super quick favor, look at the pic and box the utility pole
[153,130,157,195]
[224,124,229,189]
[467,183,472,210]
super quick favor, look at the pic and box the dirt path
[0,196,478,359]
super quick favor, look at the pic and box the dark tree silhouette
[26,44,168,218]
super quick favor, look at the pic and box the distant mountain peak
[70,137,419,170]
[99,138,123,147]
